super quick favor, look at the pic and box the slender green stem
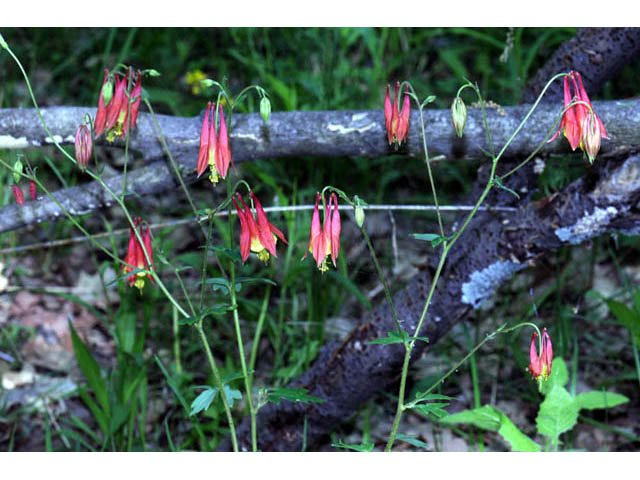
[174,268,196,316]
[407,84,444,237]
[172,305,182,376]
[195,321,238,452]
[249,283,272,382]
[226,180,257,451]
[360,226,402,333]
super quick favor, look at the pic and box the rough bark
[523,27,640,103]
[2,99,640,233]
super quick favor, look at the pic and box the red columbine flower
[304,192,341,272]
[384,82,411,147]
[29,179,37,201]
[528,328,553,383]
[12,185,24,206]
[197,102,233,184]
[94,69,112,137]
[96,67,142,142]
[232,191,287,263]
[549,71,608,161]
[75,124,92,169]
[122,217,155,290]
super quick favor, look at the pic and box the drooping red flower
[94,69,111,137]
[303,192,341,272]
[12,185,24,206]
[122,217,155,290]
[29,179,37,201]
[548,71,608,162]
[384,82,410,147]
[96,67,143,142]
[528,328,553,383]
[216,103,232,180]
[232,191,287,263]
[75,124,92,169]
[196,102,232,184]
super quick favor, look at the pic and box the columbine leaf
[540,357,569,396]
[410,233,448,248]
[189,387,217,416]
[536,386,579,440]
[223,385,242,408]
[440,404,540,452]
[440,405,501,431]
[575,391,629,411]
[266,388,325,406]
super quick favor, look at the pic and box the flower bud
[101,75,114,107]
[12,159,23,184]
[75,124,93,169]
[260,96,271,124]
[12,186,24,206]
[581,112,601,164]
[29,179,37,201]
[354,195,365,228]
[451,96,467,138]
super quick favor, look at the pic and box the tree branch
[2,100,640,233]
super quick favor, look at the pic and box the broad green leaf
[540,356,569,396]
[266,388,325,406]
[440,404,501,431]
[367,330,429,345]
[536,386,578,440]
[332,440,374,452]
[68,319,110,417]
[497,411,541,452]
[440,405,540,452]
[575,391,629,410]
[396,433,429,450]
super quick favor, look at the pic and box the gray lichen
[554,206,619,244]
[461,260,527,309]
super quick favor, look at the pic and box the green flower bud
[101,76,114,106]
[354,195,366,228]
[451,96,467,138]
[260,96,271,124]
[12,159,23,184]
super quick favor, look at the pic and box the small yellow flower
[186,69,208,95]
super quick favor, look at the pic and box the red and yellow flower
[95,67,142,141]
[122,217,155,290]
[384,82,411,147]
[232,191,287,263]
[548,71,608,162]
[197,102,233,184]
[528,328,553,383]
[304,192,341,272]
